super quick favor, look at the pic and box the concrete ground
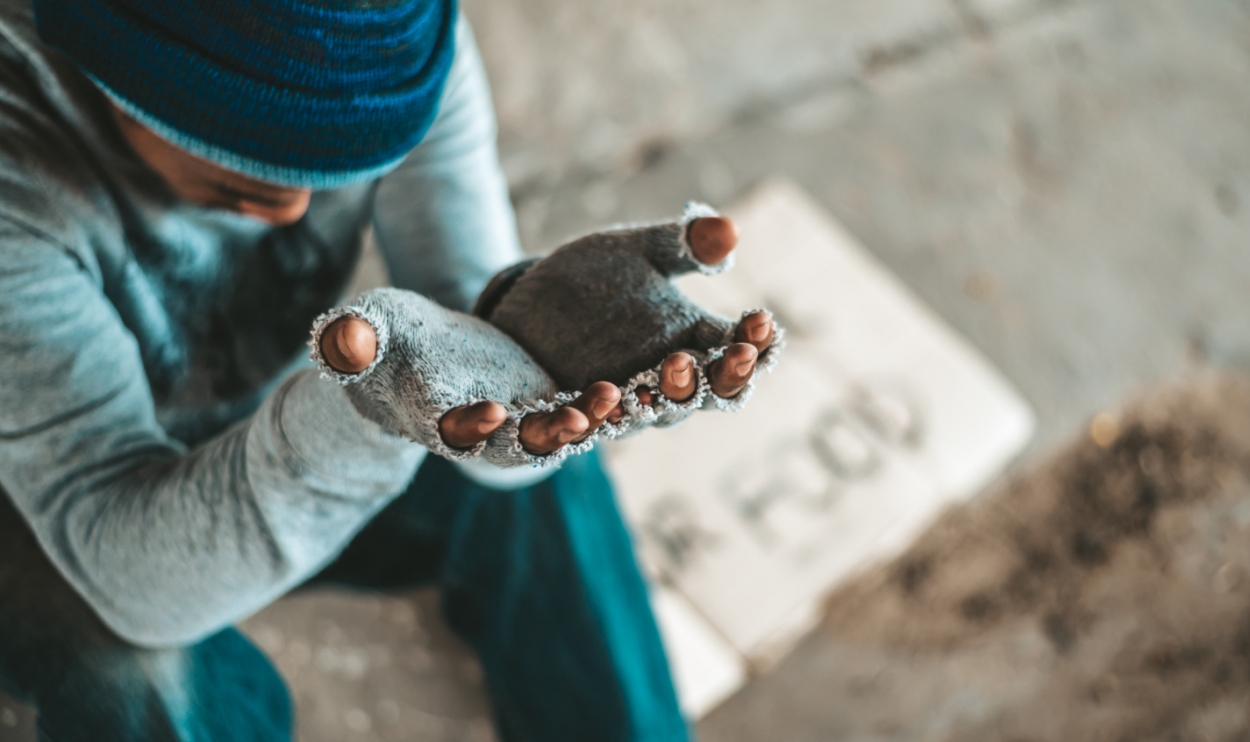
[482,0,1250,458]
[494,0,1250,734]
[5,0,1250,739]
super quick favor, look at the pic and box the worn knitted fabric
[307,205,784,470]
[33,0,457,188]
[481,202,784,434]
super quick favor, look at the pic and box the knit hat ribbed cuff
[93,76,408,189]
[35,0,458,188]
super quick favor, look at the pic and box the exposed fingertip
[555,410,589,442]
[669,352,693,370]
[727,342,758,364]
[321,316,378,374]
[476,416,504,435]
[735,312,774,350]
[562,406,589,426]
[748,318,771,344]
[707,344,759,399]
[663,352,693,373]
[587,381,622,402]
[574,382,620,422]
[439,403,498,450]
[339,318,377,369]
[688,216,739,265]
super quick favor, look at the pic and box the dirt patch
[784,372,1250,740]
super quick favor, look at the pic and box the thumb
[320,316,377,373]
[687,216,739,265]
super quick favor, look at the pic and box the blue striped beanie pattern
[34,0,458,188]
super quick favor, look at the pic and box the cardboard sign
[606,179,1035,717]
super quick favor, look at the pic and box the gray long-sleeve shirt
[0,1,524,647]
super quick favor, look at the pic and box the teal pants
[0,451,689,742]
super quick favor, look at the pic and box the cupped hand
[319,287,775,456]
[321,317,622,455]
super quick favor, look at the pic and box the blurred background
[475,0,1250,459]
[8,0,1250,739]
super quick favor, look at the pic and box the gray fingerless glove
[309,288,588,468]
[478,202,783,438]
[308,203,782,469]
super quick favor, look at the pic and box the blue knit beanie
[34,0,457,188]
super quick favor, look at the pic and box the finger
[606,402,626,425]
[658,352,697,402]
[687,216,739,265]
[636,387,655,407]
[708,343,758,398]
[439,401,508,450]
[320,316,377,374]
[566,381,622,440]
[520,407,590,455]
[734,311,775,354]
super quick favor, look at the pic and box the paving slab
[241,590,497,742]
[462,0,963,186]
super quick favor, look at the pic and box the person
[0,0,769,739]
